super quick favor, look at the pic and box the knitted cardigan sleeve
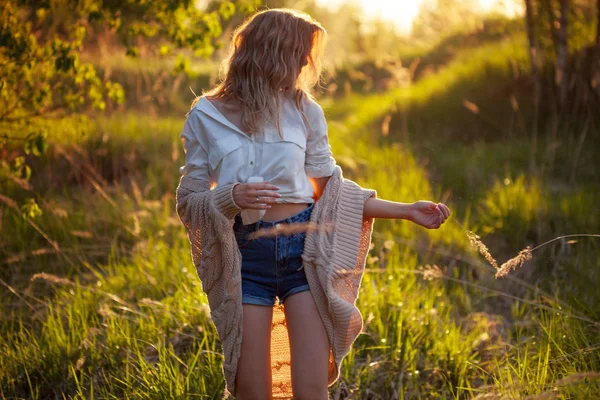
[175,174,244,394]
[301,165,378,388]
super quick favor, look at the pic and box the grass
[2,106,599,399]
[2,20,600,400]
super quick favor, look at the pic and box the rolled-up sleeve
[305,103,336,178]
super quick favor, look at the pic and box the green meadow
[2,9,600,400]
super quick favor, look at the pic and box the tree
[597,0,600,46]
[524,0,541,173]
[525,0,541,79]
[556,0,569,110]
[0,0,258,216]
[537,0,573,111]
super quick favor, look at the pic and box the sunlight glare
[316,0,523,34]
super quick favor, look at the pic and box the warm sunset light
[317,0,523,34]
[5,1,599,398]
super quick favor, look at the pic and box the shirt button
[275,223,281,229]
[250,160,254,165]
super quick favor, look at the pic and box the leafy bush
[477,175,544,245]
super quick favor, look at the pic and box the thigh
[235,304,273,400]
[283,291,330,399]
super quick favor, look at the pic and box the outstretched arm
[303,101,450,229]
[311,175,450,229]
[363,197,450,229]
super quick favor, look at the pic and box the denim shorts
[233,202,314,307]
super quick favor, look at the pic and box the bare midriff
[262,203,311,222]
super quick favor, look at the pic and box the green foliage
[20,197,43,220]
[529,0,598,63]
[0,0,258,219]
[1,4,600,399]
[477,175,544,242]
[1,2,117,121]
[558,189,600,233]
[1,131,48,192]
[2,105,598,397]
[0,238,225,398]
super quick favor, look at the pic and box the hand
[409,201,450,229]
[232,181,281,210]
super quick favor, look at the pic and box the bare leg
[235,304,274,400]
[283,291,330,400]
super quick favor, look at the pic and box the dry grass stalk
[0,194,19,210]
[556,371,600,385]
[4,253,26,264]
[6,175,32,191]
[418,264,445,281]
[130,177,143,205]
[248,221,333,240]
[495,246,533,279]
[466,230,499,269]
[31,247,58,255]
[381,114,392,136]
[31,272,75,286]
[51,208,68,218]
[463,99,480,114]
[70,230,93,239]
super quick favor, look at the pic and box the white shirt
[178,94,337,207]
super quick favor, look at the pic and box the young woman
[177,8,450,400]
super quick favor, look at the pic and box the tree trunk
[544,0,558,52]
[525,0,540,77]
[542,0,559,110]
[556,0,569,111]
[525,0,541,174]
[597,0,600,46]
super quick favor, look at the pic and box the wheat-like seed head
[30,272,75,285]
[418,264,445,281]
[495,246,533,279]
[466,230,499,269]
[248,221,334,240]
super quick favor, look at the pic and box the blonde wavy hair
[193,8,327,136]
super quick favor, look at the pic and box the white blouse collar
[195,97,251,140]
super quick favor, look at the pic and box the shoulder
[186,95,208,117]
[299,93,326,123]
[185,94,218,128]
[181,97,211,141]
[300,93,324,115]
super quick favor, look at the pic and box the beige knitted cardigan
[176,165,377,399]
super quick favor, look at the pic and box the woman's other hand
[232,182,281,209]
[409,201,450,229]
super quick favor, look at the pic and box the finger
[256,196,279,204]
[251,182,280,191]
[245,202,272,210]
[251,190,282,199]
[428,217,438,229]
[435,205,444,218]
[437,207,446,222]
[435,204,447,220]
[440,203,450,219]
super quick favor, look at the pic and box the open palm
[410,201,450,229]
